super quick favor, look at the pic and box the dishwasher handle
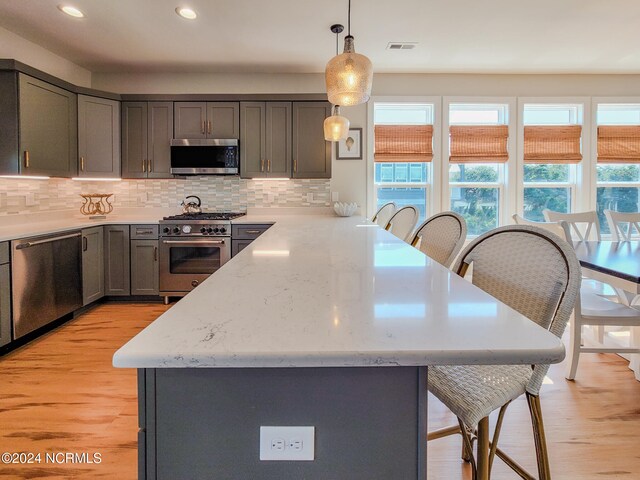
[15,232,82,250]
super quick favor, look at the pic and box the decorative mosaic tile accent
[0,177,331,216]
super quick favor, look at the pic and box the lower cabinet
[231,239,253,257]
[82,227,105,305]
[104,225,131,296]
[0,242,10,347]
[131,239,159,296]
[231,223,273,257]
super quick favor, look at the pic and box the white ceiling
[1,0,640,74]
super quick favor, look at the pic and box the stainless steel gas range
[159,212,245,302]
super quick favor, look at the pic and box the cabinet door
[82,226,105,305]
[266,102,292,177]
[231,239,253,257]
[206,102,240,139]
[131,240,159,296]
[122,102,148,179]
[78,95,120,178]
[104,226,130,296]
[148,102,173,178]
[18,74,77,177]
[240,102,266,178]
[0,262,10,347]
[292,102,332,179]
[174,102,207,139]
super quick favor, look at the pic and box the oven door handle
[162,240,226,245]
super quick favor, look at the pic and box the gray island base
[138,366,428,479]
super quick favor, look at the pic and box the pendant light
[324,24,350,141]
[325,0,373,106]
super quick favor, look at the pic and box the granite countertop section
[113,215,565,369]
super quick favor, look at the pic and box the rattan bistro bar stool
[371,202,396,228]
[410,211,467,268]
[385,205,419,242]
[427,225,581,480]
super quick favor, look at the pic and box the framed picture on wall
[336,128,363,160]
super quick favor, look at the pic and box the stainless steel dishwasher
[11,231,82,339]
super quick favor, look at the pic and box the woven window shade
[374,125,433,162]
[597,125,640,163]
[449,125,509,163]
[524,125,582,164]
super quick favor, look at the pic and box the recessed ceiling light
[58,5,85,18]
[175,6,197,19]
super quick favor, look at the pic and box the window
[373,103,434,222]
[448,104,508,236]
[521,104,583,221]
[596,104,640,233]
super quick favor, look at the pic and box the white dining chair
[527,213,640,380]
[512,214,571,242]
[371,202,396,228]
[410,211,467,268]
[428,225,581,480]
[384,205,419,242]
[604,209,640,241]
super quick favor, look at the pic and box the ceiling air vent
[386,42,418,50]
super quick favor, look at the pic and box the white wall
[0,26,91,87]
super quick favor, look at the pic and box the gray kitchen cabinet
[175,102,239,139]
[81,227,105,305]
[122,102,173,179]
[240,102,291,178]
[0,72,77,177]
[130,240,159,296]
[78,95,120,178]
[0,242,10,347]
[231,223,273,256]
[104,225,130,296]
[292,102,332,179]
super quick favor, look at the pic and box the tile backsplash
[0,177,331,216]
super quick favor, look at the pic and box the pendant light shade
[326,36,373,106]
[325,1,373,107]
[324,105,350,141]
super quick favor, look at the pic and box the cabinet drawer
[0,242,8,264]
[231,224,272,240]
[130,224,159,239]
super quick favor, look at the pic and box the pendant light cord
[348,0,351,36]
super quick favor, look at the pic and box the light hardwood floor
[0,302,639,479]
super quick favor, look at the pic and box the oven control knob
[207,227,214,233]
[219,227,227,234]
[172,227,180,234]
[213,227,219,233]
[200,227,207,234]
[163,227,170,234]
[182,225,192,234]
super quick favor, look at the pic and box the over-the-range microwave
[170,139,239,175]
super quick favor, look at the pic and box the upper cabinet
[0,72,77,177]
[240,102,291,178]
[78,95,120,178]
[122,101,174,179]
[292,102,332,179]
[174,102,239,139]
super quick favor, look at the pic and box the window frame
[516,97,591,218]
[367,96,442,219]
[443,97,517,235]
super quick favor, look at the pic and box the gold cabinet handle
[267,159,271,172]
[142,159,146,173]
[80,156,85,172]
[24,151,30,168]
[207,120,212,135]
[260,159,265,172]
[148,159,152,172]
[154,246,158,261]
[294,159,298,173]
[201,120,205,134]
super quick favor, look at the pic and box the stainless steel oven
[159,212,244,302]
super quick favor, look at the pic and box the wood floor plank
[1,302,639,479]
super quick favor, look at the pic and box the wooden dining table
[573,240,640,379]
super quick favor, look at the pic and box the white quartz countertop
[113,215,566,369]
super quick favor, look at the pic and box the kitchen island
[113,215,565,480]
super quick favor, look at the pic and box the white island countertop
[113,215,566,368]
